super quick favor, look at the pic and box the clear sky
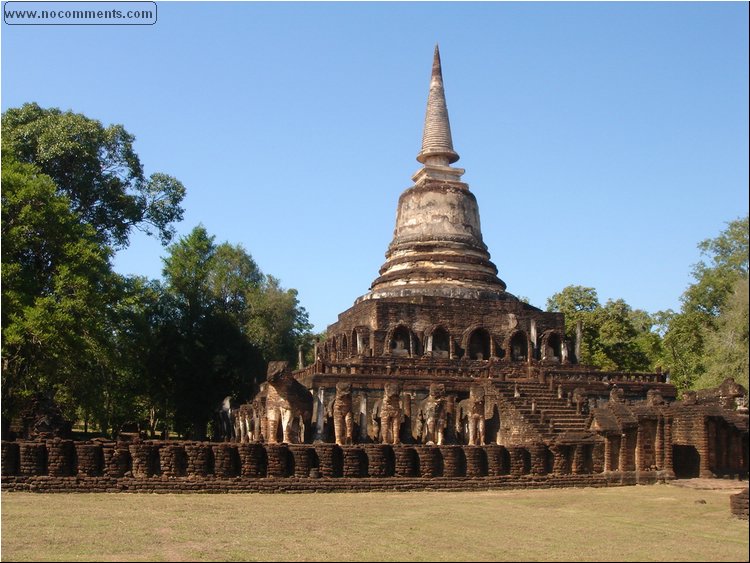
[2,1,748,332]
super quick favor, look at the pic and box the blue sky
[2,1,748,332]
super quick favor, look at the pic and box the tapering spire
[417,45,460,166]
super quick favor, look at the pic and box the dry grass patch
[2,484,748,562]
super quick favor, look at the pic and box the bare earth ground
[1,480,748,562]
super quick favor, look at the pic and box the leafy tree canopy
[2,102,185,248]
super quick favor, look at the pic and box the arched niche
[541,331,563,363]
[467,328,491,361]
[426,326,451,359]
[388,325,412,357]
[509,331,528,362]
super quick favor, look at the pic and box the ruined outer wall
[1,439,652,494]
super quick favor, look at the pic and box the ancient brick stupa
[2,46,745,494]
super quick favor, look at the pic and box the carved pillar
[575,320,582,363]
[449,337,455,360]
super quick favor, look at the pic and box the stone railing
[294,356,545,382]
[545,369,666,385]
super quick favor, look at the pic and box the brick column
[72,442,102,477]
[265,443,290,478]
[46,439,75,477]
[663,417,674,476]
[700,419,713,478]
[184,443,213,477]
[416,446,441,478]
[439,445,465,477]
[159,444,187,477]
[464,446,487,477]
[635,425,644,472]
[655,416,664,470]
[572,445,585,474]
[509,447,525,477]
[128,443,156,478]
[529,445,547,475]
[603,437,612,472]
[619,433,629,472]
[288,445,312,478]
[212,443,240,478]
[592,441,605,474]
[364,444,393,477]
[342,446,365,478]
[238,443,266,478]
[103,443,130,478]
[314,443,342,478]
[393,446,418,477]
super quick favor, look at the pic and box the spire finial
[417,44,459,166]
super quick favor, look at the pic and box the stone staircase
[497,381,590,442]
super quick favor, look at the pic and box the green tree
[698,276,749,389]
[547,287,659,371]
[246,275,313,364]
[662,215,749,391]
[1,157,116,428]
[2,102,185,247]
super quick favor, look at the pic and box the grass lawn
[1,483,748,562]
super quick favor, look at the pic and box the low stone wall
[0,439,669,494]
[730,488,748,520]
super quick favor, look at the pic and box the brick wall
[2,438,654,494]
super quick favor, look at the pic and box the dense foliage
[1,104,312,439]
